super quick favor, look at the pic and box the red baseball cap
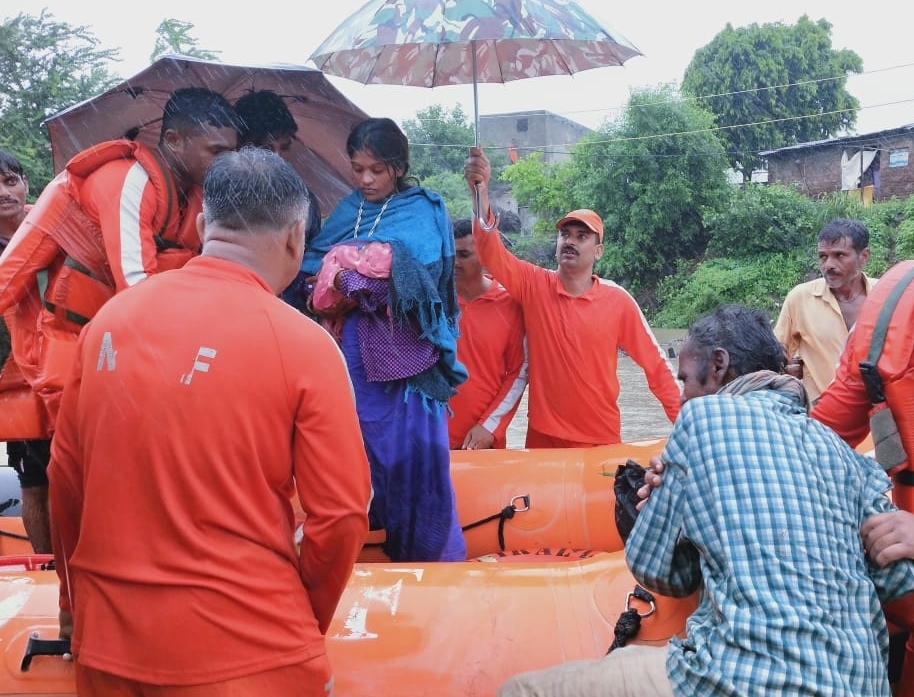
[555,209,604,243]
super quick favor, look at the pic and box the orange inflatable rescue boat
[357,438,669,562]
[0,440,699,696]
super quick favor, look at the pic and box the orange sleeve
[81,161,162,291]
[618,297,681,423]
[291,332,371,634]
[47,333,86,614]
[478,300,527,442]
[472,218,535,303]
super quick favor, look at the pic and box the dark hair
[234,90,298,145]
[160,87,242,140]
[817,218,869,252]
[687,304,785,380]
[202,147,310,231]
[452,218,472,239]
[305,189,322,246]
[346,117,413,191]
[0,149,25,177]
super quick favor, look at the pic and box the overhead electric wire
[408,61,914,156]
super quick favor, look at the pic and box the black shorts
[7,439,51,489]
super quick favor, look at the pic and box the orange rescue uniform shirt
[48,256,371,685]
[448,280,527,448]
[473,220,681,446]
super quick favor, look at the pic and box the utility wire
[410,94,914,157]
[407,61,914,149]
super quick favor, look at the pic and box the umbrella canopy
[309,0,642,138]
[43,55,370,214]
[310,0,641,222]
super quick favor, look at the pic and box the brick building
[760,124,914,202]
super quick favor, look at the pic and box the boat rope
[0,527,30,542]
[362,494,531,553]
[460,494,530,552]
[606,585,656,655]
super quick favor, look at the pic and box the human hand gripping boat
[0,439,699,696]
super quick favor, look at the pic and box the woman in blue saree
[302,118,467,562]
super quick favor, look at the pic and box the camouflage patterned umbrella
[309,0,642,143]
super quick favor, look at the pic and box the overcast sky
[12,0,914,135]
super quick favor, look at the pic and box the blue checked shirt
[626,388,914,696]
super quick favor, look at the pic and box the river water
[505,329,685,448]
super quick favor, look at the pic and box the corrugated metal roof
[759,123,914,156]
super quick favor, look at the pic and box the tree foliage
[568,85,731,298]
[653,254,806,328]
[499,152,575,235]
[704,183,820,258]
[0,11,120,193]
[401,104,475,180]
[151,19,220,63]
[651,190,910,328]
[681,16,862,180]
[421,171,474,220]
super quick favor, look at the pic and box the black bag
[614,459,647,542]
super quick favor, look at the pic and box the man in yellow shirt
[774,218,876,402]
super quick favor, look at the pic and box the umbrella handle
[474,184,499,231]
[470,41,496,231]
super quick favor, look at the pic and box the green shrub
[651,253,808,328]
[704,184,820,258]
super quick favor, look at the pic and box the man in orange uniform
[448,218,527,450]
[0,149,52,553]
[463,148,681,448]
[233,89,324,313]
[813,259,914,696]
[0,88,239,558]
[48,148,372,696]
[0,86,240,431]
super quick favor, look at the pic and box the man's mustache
[561,246,578,256]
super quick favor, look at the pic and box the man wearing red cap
[463,147,681,448]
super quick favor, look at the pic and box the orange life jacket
[850,260,914,474]
[0,140,201,437]
[0,205,49,439]
[0,139,198,319]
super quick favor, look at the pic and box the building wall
[478,111,592,166]
[475,110,594,235]
[766,133,914,201]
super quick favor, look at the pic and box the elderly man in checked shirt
[498,304,914,697]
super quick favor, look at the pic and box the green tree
[151,19,220,62]
[569,85,731,300]
[0,10,120,193]
[402,104,474,180]
[422,170,474,220]
[649,188,914,328]
[500,152,575,235]
[681,16,862,181]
